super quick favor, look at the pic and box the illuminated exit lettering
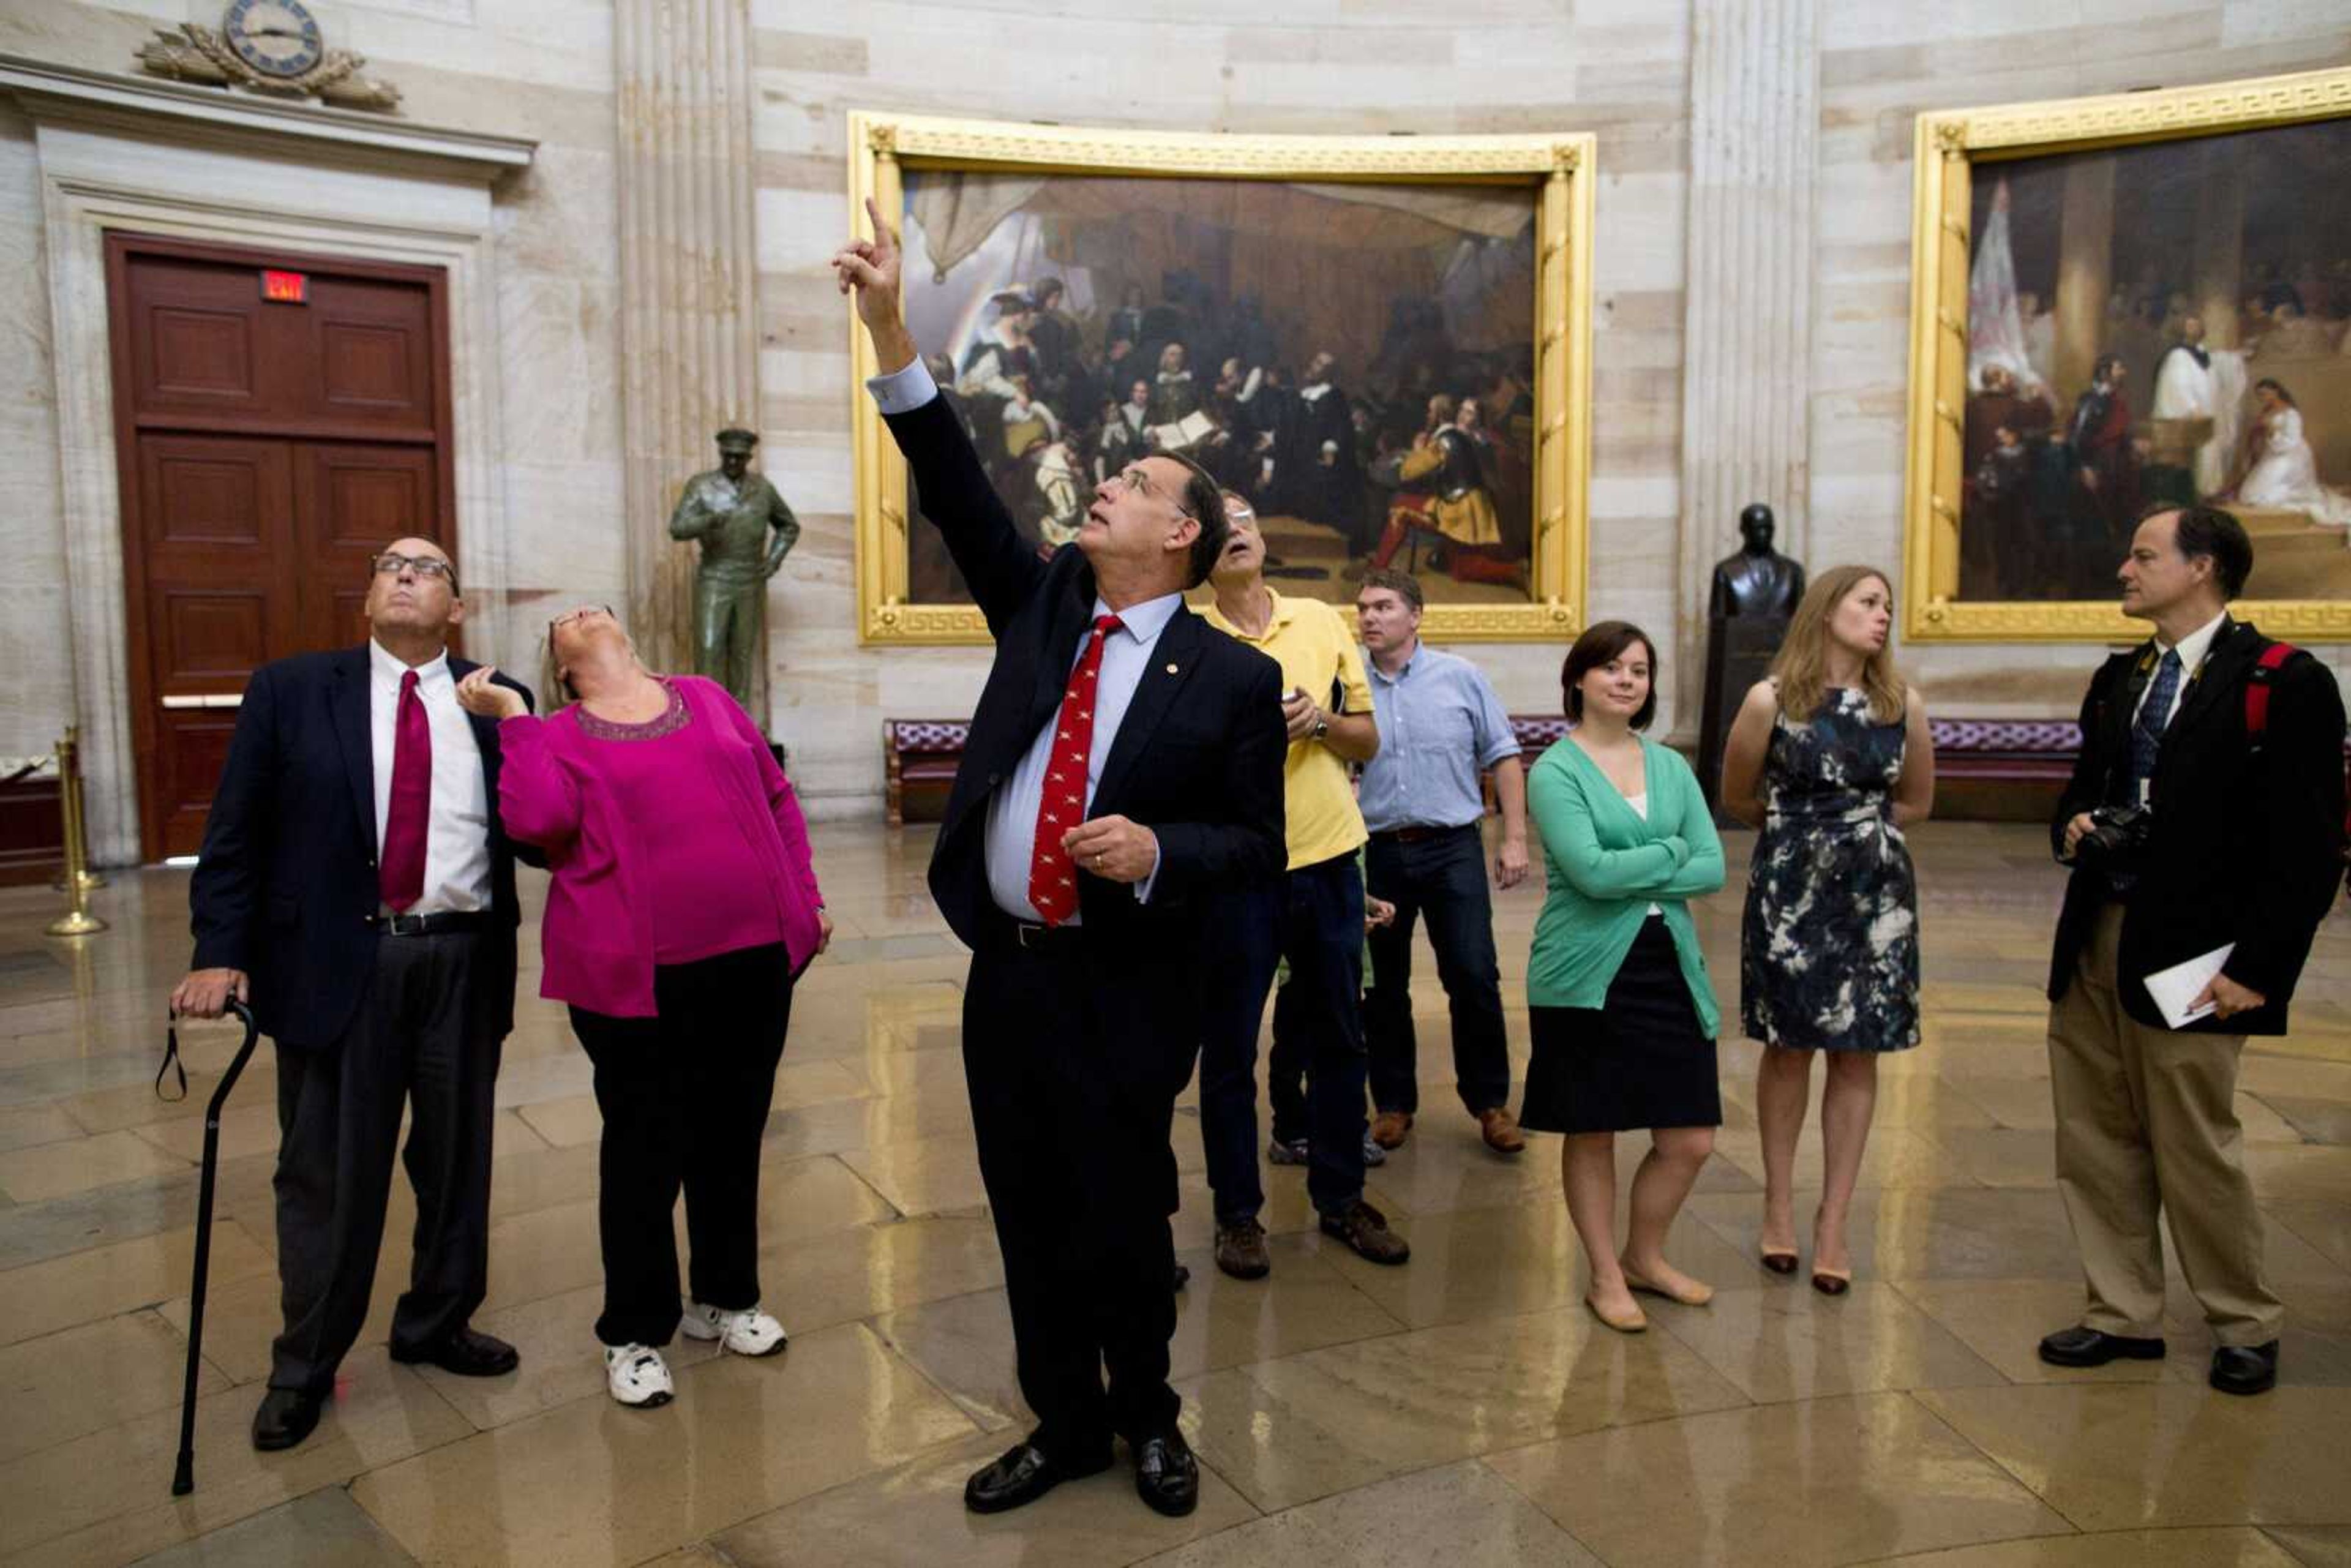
[260,269,309,304]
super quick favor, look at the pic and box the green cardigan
[1525,734,1726,1033]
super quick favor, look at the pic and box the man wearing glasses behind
[171,539,535,1453]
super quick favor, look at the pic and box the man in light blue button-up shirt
[1353,569,1531,1155]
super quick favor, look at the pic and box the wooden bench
[1928,717,2080,822]
[884,719,970,828]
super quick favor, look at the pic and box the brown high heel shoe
[1810,1265,1852,1297]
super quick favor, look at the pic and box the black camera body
[2073,804,2154,874]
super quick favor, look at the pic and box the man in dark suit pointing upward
[835,201,1286,1520]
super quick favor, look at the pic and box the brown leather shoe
[1478,1107,1527,1155]
[1320,1200,1411,1265]
[1370,1111,1412,1150]
[1214,1218,1271,1280]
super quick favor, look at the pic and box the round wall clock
[222,0,325,79]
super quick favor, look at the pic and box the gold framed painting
[846,111,1596,645]
[1902,66,2351,643]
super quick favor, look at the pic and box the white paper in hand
[2142,944,2235,1030]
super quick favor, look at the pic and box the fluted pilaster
[1675,0,1819,730]
[615,0,761,683]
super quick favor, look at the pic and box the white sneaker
[680,1299,789,1357]
[604,1343,674,1408]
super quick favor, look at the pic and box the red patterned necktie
[1027,613,1122,925]
[379,668,431,912]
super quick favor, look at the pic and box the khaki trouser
[2046,903,2283,1345]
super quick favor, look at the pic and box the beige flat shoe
[1621,1264,1715,1308]
[1584,1291,1649,1334]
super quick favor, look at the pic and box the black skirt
[1519,917,1722,1135]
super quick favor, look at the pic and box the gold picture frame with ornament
[1902,66,2351,643]
[846,111,1597,646]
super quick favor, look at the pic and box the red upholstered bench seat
[884,719,970,827]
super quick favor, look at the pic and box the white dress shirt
[369,640,492,915]
[2131,609,2227,732]
[866,355,1166,923]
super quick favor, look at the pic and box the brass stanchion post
[46,728,107,937]
[51,724,105,892]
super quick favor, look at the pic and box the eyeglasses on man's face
[370,552,457,587]
[1110,465,1196,521]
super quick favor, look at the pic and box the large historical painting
[847,116,1594,646]
[1903,67,2351,642]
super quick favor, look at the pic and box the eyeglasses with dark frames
[370,552,458,589]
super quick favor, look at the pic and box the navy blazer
[2047,617,2346,1034]
[188,645,535,1049]
[880,390,1288,959]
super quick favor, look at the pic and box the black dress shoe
[251,1387,324,1452]
[2210,1340,2279,1396]
[1133,1430,1199,1518]
[391,1325,520,1378]
[963,1440,1112,1514]
[2037,1325,2167,1367]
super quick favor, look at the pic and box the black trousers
[1362,825,1512,1118]
[270,929,505,1395]
[568,943,795,1348]
[1254,853,1371,1216]
[963,929,1193,1456]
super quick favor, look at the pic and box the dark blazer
[2047,615,2346,1034]
[189,646,535,1049]
[881,389,1288,959]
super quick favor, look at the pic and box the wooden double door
[107,234,456,858]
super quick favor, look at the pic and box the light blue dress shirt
[1355,640,1521,833]
[868,353,1167,923]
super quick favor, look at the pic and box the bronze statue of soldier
[669,427,801,718]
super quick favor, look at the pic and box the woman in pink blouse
[457,606,829,1409]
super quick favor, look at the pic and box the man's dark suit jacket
[880,389,1288,967]
[189,647,535,1049]
[2047,615,2346,1035]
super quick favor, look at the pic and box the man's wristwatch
[1311,713,1330,740]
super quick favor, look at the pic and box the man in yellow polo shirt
[1196,494,1411,1278]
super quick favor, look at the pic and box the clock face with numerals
[223,0,324,78]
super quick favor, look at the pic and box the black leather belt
[1368,823,1475,844]
[1008,920,1085,952]
[371,910,492,937]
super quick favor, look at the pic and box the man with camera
[2040,503,2345,1396]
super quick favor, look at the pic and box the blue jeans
[1196,853,1370,1221]
[1362,826,1511,1118]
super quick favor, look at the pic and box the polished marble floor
[1,821,2346,1567]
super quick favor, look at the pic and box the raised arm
[493,713,583,850]
[834,197,1044,633]
[669,479,718,542]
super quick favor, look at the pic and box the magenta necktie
[379,669,431,912]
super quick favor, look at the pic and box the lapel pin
[1164,662,1179,675]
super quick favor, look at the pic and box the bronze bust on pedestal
[1700,504,1805,815]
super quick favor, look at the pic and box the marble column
[614,0,762,683]
[1675,0,1819,737]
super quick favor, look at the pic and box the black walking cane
[159,998,261,1497]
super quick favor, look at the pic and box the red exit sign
[259,269,309,304]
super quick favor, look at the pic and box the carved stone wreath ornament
[135,1,402,113]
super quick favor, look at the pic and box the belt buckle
[382,912,422,936]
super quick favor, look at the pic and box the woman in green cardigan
[1521,621,1727,1334]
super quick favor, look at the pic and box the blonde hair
[1771,565,1905,724]
[538,633,574,709]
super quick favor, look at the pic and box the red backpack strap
[2244,640,2297,743]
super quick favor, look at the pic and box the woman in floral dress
[1721,566,1934,1296]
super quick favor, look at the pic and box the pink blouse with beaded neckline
[495,676,825,1018]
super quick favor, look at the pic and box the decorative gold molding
[1901,66,2351,643]
[847,110,1597,647]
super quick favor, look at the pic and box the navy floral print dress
[1740,688,1921,1052]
